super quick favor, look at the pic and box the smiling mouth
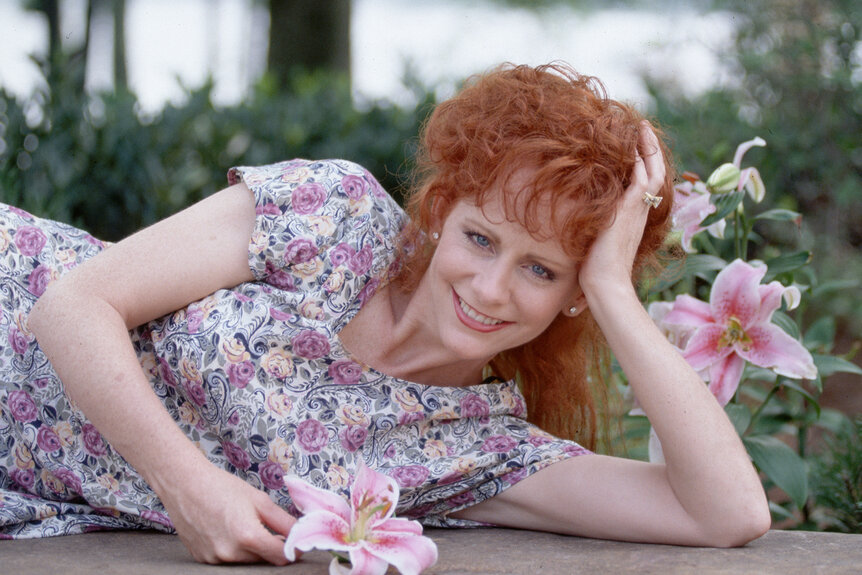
[452,290,509,332]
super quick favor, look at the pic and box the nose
[472,259,512,307]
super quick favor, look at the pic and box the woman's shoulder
[227,159,399,215]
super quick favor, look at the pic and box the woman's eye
[529,264,554,280]
[467,232,491,248]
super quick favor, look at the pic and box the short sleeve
[228,159,407,320]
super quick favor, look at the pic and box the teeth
[459,297,504,325]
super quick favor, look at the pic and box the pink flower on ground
[283,463,438,575]
[663,259,817,405]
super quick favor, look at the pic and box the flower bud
[706,163,741,194]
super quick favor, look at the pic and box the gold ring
[642,192,662,208]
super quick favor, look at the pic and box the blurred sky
[0,0,734,112]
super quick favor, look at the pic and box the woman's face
[420,189,581,364]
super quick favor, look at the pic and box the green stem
[746,384,780,435]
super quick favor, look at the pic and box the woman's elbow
[702,496,772,548]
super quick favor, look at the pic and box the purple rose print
[449,491,475,505]
[291,330,330,359]
[183,379,207,406]
[285,238,318,264]
[480,434,518,453]
[528,435,552,448]
[82,423,108,456]
[255,202,281,216]
[270,307,294,322]
[291,182,326,215]
[328,359,362,385]
[141,510,174,529]
[36,426,62,453]
[158,358,177,387]
[8,326,30,355]
[222,440,251,470]
[347,245,373,276]
[27,265,54,296]
[8,390,38,423]
[265,262,296,291]
[438,472,462,485]
[339,425,368,452]
[501,467,528,484]
[390,465,430,488]
[8,205,33,219]
[258,460,285,490]
[341,174,368,200]
[14,225,46,256]
[564,444,590,457]
[397,411,424,426]
[186,307,204,333]
[10,468,35,490]
[329,242,355,267]
[226,361,255,388]
[459,394,490,419]
[295,419,328,453]
[358,278,379,307]
[53,466,83,495]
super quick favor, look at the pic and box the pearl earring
[568,306,577,315]
[431,232,440,241]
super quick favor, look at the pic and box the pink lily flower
[672,179,726,253]
[663,259,817,405]
[283,463,438,575]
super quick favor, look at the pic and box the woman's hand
[156,464,297,564]
[578,122,666,295]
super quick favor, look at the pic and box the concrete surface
[3,528,861,574]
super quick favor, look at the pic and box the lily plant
[283,462,438,575]
[635,136,862,518]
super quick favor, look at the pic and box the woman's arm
[29,183,296,564]
[454,126,771,546]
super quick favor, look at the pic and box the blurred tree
[267,0,351,86]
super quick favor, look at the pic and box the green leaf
[813,354,862,378]
[779,379,820,418]
[702,191,744,226]
[771,310,800,339]
[754,209,802,222]
[743,435,808,509]
[811,278,859,298]
[764,251,811,280]
[725,403,752,436]
[803,316,835,352]
[684,254,728,279]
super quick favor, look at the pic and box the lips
[452,290,509,333]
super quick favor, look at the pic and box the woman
[0,63,770,564]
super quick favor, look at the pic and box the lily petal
[348,547,390,575]
[707,354,746,406]
[682,324,733,370]
[733,136,766,167]
[740,167,766,202]
[283,510,353,561]
[351,462,400,524]
[737,324,818,380]
[756,281,786,324]
[363,530,439,575]
[782,285,802,311]
[709,259,766,326]
[373,517,425,535]
[664,295,713,328]
[284,475,352,520]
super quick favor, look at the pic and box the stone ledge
[3,528,860,574]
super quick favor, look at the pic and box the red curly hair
[398,63,675,448]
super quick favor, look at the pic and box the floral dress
[0,159,589,539]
